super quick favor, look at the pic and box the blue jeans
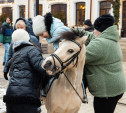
[4,43,10,63]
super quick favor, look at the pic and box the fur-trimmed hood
[13,40,32,50]
[14,17,35,36]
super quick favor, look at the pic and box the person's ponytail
[44,12,53,35]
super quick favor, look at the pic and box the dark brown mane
[59,31,77,40]
[59,28,86,41]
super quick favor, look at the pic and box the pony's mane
[59,28,86,40]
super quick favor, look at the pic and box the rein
[62,71,87,103]
[50,40,87,103]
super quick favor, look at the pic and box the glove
[4,72,8,80]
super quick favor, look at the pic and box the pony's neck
[64,50,85,89]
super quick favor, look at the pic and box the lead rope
[61,71,88,103]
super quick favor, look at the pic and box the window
[19,5,25,18]
[76,2,85,26]
[100,1,111,16]
[2,7,12,15]
[2,7,12,21]
[51,4,67,25]
[39,4,43,16]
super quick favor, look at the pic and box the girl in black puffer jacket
[3,29,46,113]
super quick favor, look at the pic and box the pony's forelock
[59,28,86,41]
[72,28,86,37]
[59,32,77,40]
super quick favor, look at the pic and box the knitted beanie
[32,15,46,36]
[94,14,115,32]
[12,29,30,42]
[84,19,92,26]
[32,13,53,36]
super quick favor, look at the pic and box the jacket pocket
[86,74,104,93]
[3,36,11,43]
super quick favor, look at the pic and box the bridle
[50,40,88,103]
[51,40,82,72]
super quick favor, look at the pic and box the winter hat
[12,29,30,42]
[94,14,115,32]
[32,15,46,36]
[84,19,92,26]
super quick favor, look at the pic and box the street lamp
[36,0,39,16]
[35,0,40,40]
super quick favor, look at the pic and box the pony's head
[42,30,88,75]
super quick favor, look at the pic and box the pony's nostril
[44,60,52,69]
[46,60,52,66]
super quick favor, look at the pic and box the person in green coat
[0,17,13,65]
[85,14,126,113]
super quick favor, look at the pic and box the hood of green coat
[98,25,119,42]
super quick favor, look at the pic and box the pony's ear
[81,35,90,44]
[59,41,63,47]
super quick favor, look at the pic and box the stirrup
[41,89,47,97]
[82,96,88,104]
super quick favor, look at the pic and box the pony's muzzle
[43,60,52,70]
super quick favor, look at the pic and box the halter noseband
[51,40,82,72]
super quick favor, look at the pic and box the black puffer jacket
[3,41,45,107]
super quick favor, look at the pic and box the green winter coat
[0,22,13,43]
[0,26,3,43]
[0,34,3,43]
[85,25,126,97]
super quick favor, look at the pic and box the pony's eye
[67,49,74,53]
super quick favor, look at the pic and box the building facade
[0,0,126,37]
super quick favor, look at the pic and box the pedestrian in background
[84,19,94,32]
[3,29,46,113]
[0,17,13,65]
[85,14,126,113]
[32,12,71,50]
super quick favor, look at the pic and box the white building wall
[30,0,35,18]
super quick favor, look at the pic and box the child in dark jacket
[3,29,46,113]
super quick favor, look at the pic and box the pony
[42,30,88,113]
